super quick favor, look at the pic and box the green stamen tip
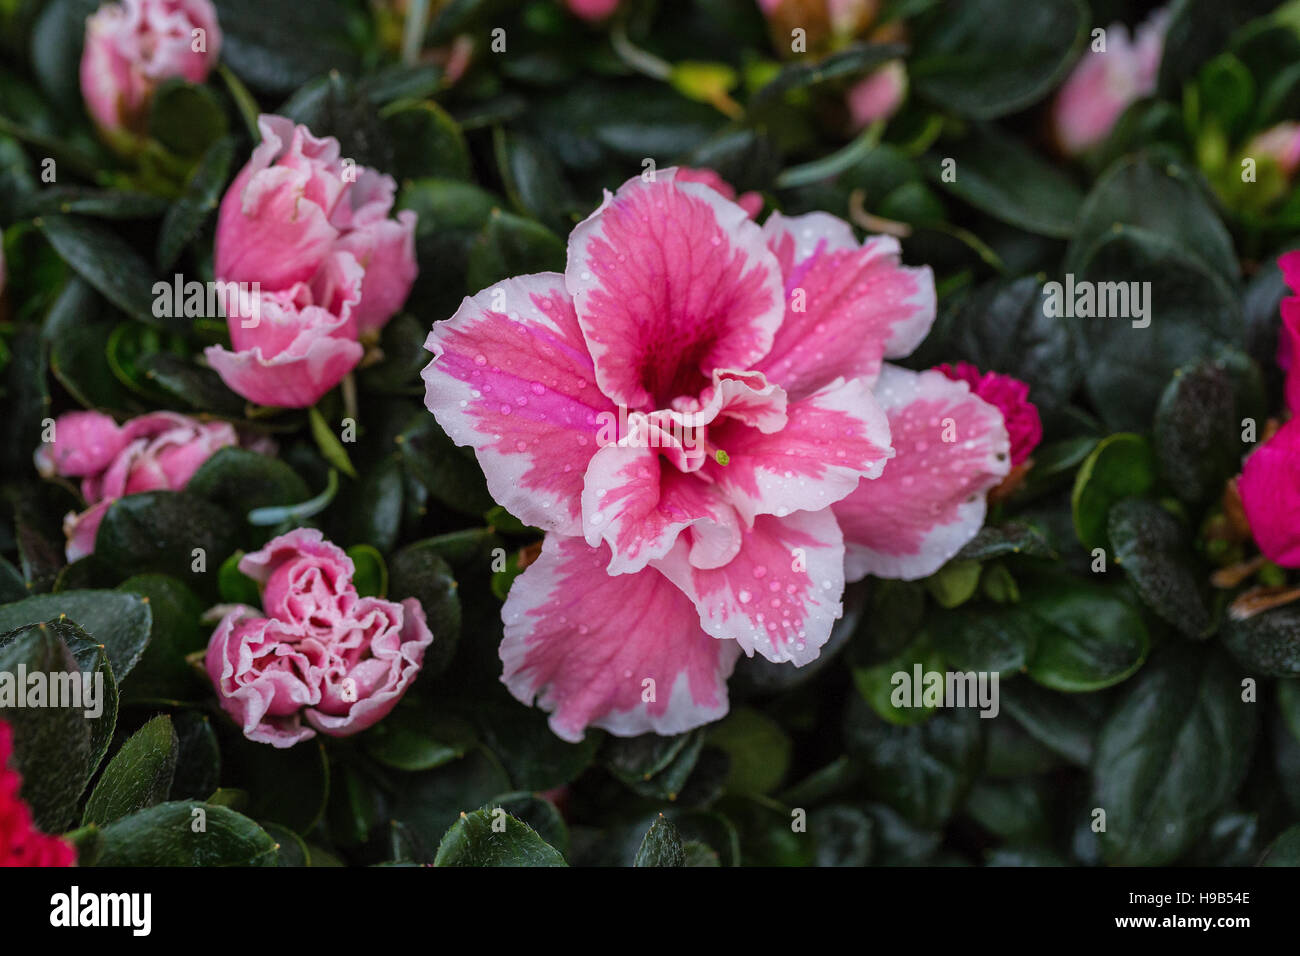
[715,449,730,466]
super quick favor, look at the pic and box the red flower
[937,362,1043,467]
[0,721,76,867]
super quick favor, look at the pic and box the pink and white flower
[34,410,238,560]
[80,0,221,135]
[205,529,433,746]
[422,168,1008,741]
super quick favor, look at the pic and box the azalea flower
[81,0,221,136]
[1051,7,1169,156]
[422,168,1008,741]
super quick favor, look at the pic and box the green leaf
[494,127,577,233]
[116,574,208,701]
[705,707,792,795]
[751,42,906,114]
[391,748,512,858]
[1260,824,1300,866]
[853,633,946,725]
[1022,581,1150,692]
[930,605,1038,675]
[364,706,476,772]
[932,277,1080,414]
[1092,645,1258,865]
[308,406,357,478]
[213,0,361,93]
[0,620,97,831]
[472,695,600,792]
[1221,603,1300,678]
[217,552,261,606]
[955,521,1057,561]
[82,714,178,826]
[911,0,1086,119]
[387,538,462,679]
[396,413,495,517]
[1071,227,1243,432]
[148,79,228,157]
[1108,498,1214,639]
[345,544,387,598]
[186,447,312,516]
[809,805,874,866]
[1071,433,1157,553]
[843,694,984,828]
[95,492,239,594]
[634,815,685,867]
[1153,352,1264,505]
[999,680,1096,766]
[1064,156,1238,284]
[169,711,220,800]
[433,808,566,867]
[137,352,248,416]
[95,801,278,866]
[36,215,169,328]
[381,98,471,182]
[482,792,570,858]
[0,589,151,679]
[466,209,566,292]
[157,137,235,270]
[219,734,329,835]
[929,125,1082,237]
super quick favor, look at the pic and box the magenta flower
[34,410,237,561]
[1,721,76,867]
[1240,417,1300,568]
[937,362,1041,467]
[1051,7,1168,156]
[422,169,1008,741]
[80,0,221,135]
[566,0,620,21]
[676,166,764,219]
[205,529,433,747]
[206,115,417,407]
[1279,251,1300,414]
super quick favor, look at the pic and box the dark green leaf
[82,714,178,826]
[95,801,278,866]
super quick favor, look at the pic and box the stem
[610,21,672,81]
[402,0,430,66]
[775,121,883,189]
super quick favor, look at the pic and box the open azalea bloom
[424,169,1010,741]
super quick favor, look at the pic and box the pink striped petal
[655,509,846,665]
[501,535,741,742]
[582,437,742,574]
[834,364,1011,581]
[754,212,935,400]
[699,375,893,524]
[566,169,784,409]
[423,274,616,536]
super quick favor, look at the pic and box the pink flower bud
[206,529,434,746]
[566,0,620,22]
[204,249,366,408]
[79,0,221,134]
[937,362,1042,467]
[1051,7,1168,157]
[1248,123,1300,181]
[847,60,907,130]
[35,410,238,560]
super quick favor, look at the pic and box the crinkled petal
[423,274,616,535]
[701,375,893,524]
[754,211,935,399]
[500,535,741,742]
[655,509,846,665]
[834,364,1010,581]
[566,169,784,409]
[1240,417,1300,568]
[582,438,742,574]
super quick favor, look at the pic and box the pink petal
[700,375,893,525]
[500,535,741,742]
[582,438,742,574]
[834,364,1010,581]
[565,169,784,409]
[423,274,617,536]
[655,509,846,665]
[334,210,418,336]
[754,211,935,400]
[205,331,363,408]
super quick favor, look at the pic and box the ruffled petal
[423,274,617,535]
[834,364,1010,581]
[500,535,741,742]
